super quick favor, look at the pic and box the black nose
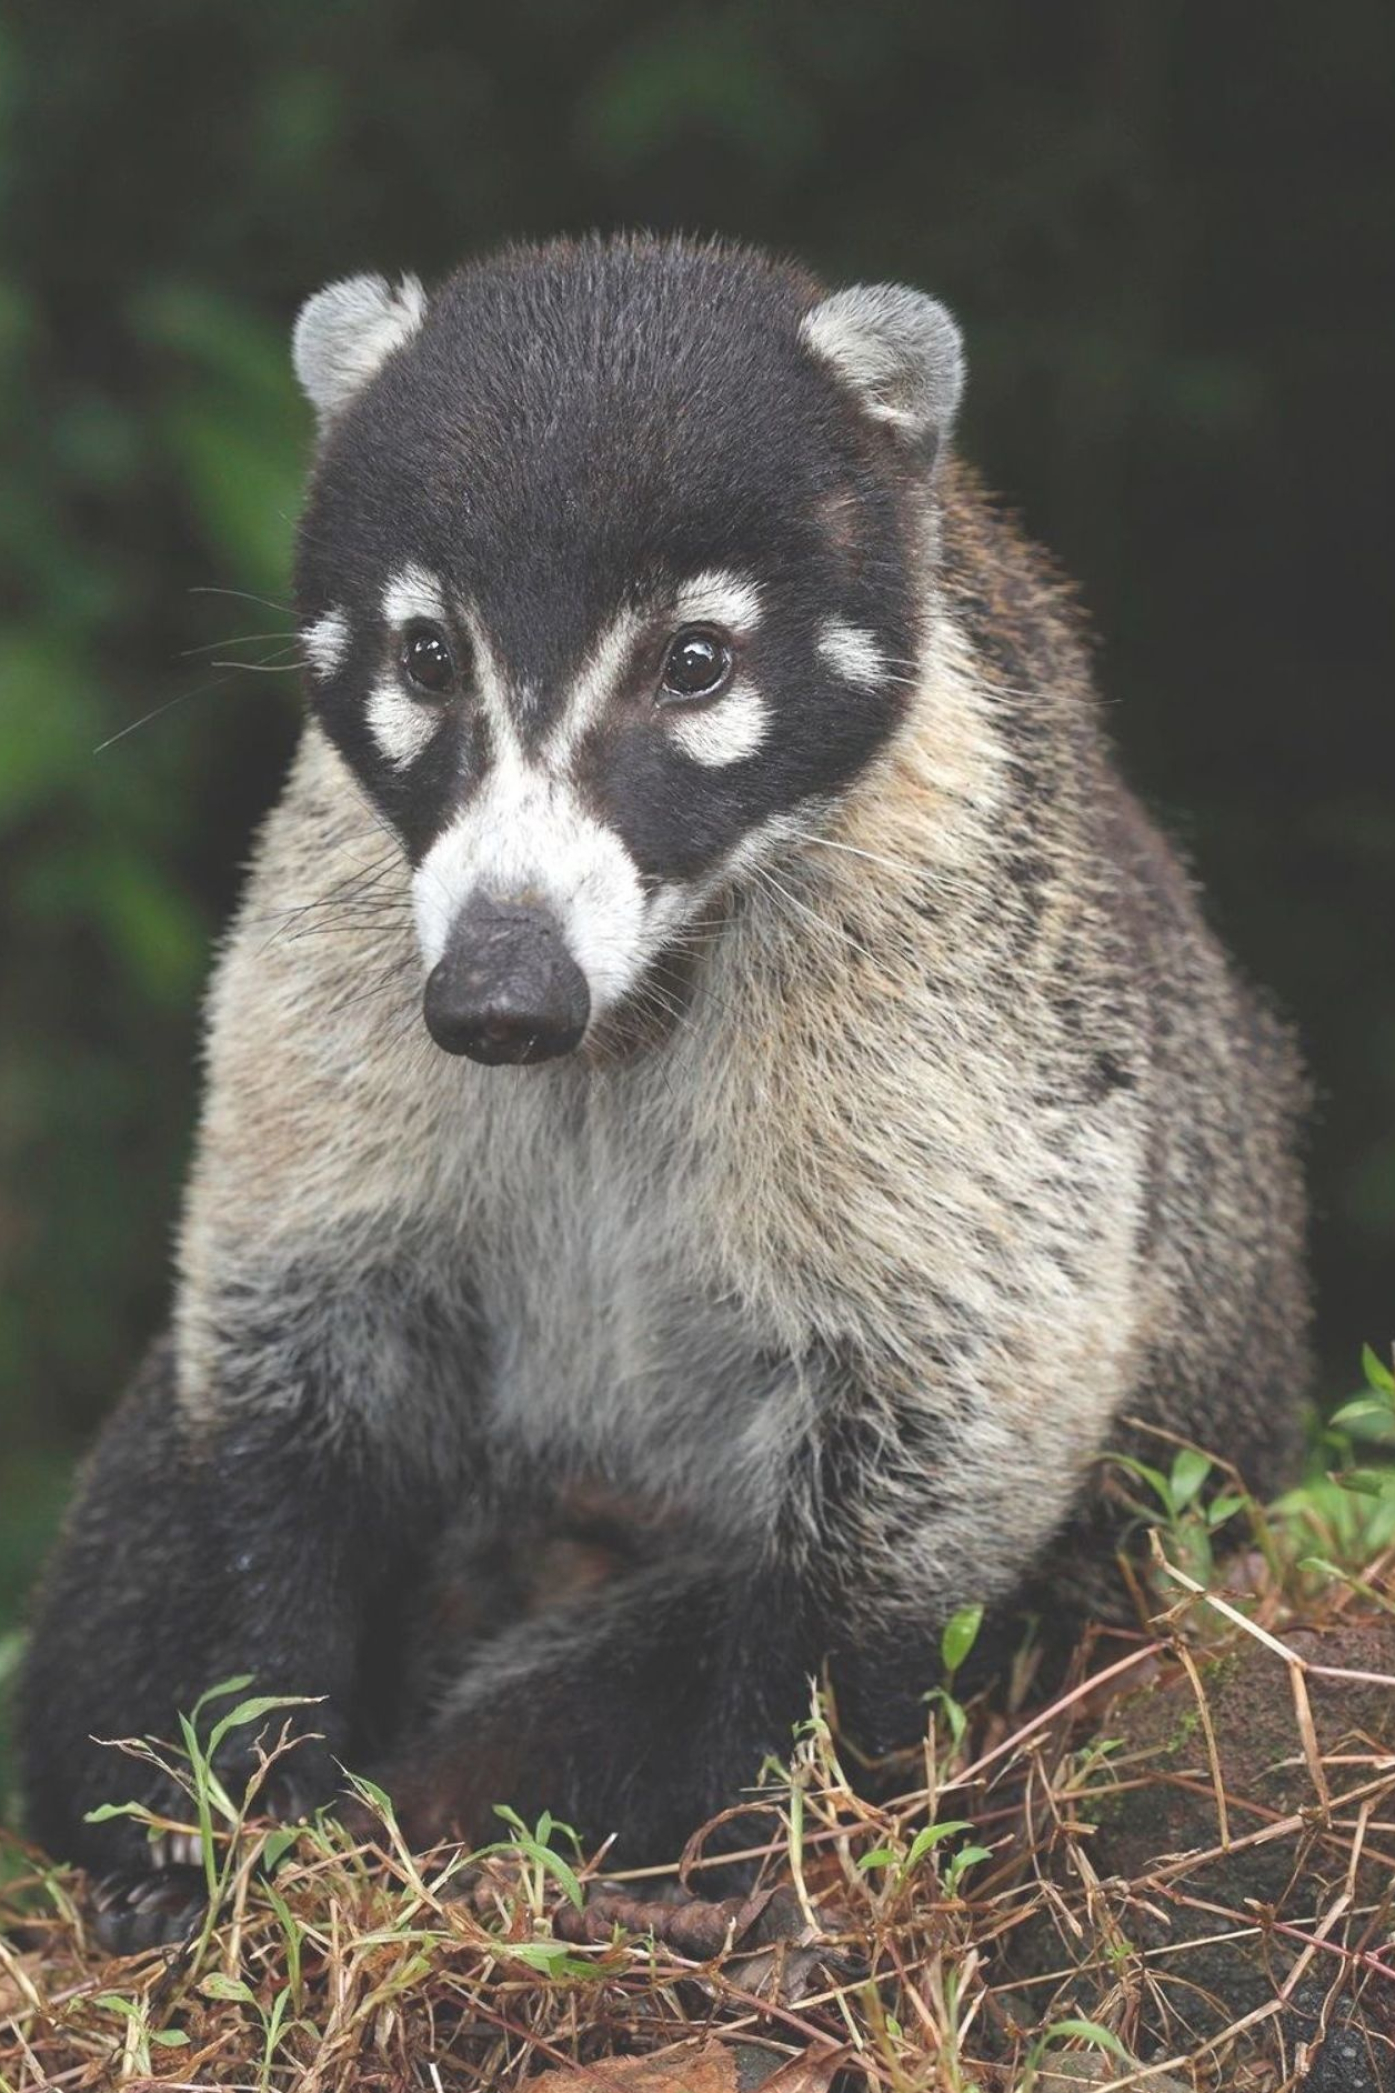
[423,896,590,1064]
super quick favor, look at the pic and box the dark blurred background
[1,1,1392,1643]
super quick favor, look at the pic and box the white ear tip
[293,272,428,424]
[802,283,965,449]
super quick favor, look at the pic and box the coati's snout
[423,894,590,1064]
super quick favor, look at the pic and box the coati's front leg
[20,1273,464,1949]
[374,1553,835,1870]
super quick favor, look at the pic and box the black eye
[660,626,734,703]
[400,622,457,696]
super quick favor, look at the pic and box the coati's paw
[89,1863,207,1955]
[83,1742,344,1953]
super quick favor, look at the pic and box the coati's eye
[659,627,734,703]
[400,622,458,697]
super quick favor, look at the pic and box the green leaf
[190,1676,256,1725]
[944,1844,993,1892]
[1336,1468,1392,1497]
[1363,1344,1395,1394]
[1330,1395,1395,1436]
[1041,2018,1129,2059]
[345,1772,395,1817]
[487,1806,586,1908]
[1169,1447,1212,1509]
[529,1845,586,1912]
[1297,1554,1337,1574]
[94,1994,144,2020]
[199,1972,257,2004]
[905,1820,974,1870]
[263,1987,292,2051]
[149,2029,190,2048]
[1106,1454,1174,1513]
[264,1880,302,2005]
[262,1826,303,1873]
[1206,1492,1248,1526]
[207,1692,317,1761]
[856,1846,899,1872]
[924,1685,968,1747]
[177,1710,204,1771]
[940,1604,984,1675]
[503,1940,598,1978]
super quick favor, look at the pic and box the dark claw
[89,1863,207,1954]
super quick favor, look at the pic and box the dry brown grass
[3,1526,1394,2092]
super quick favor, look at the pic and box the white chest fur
[440,1059,820,1540]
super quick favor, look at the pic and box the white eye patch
[653,571,769,767]
[817,619,885,690]
[366,681,441,770]
[665,680,769,766]
[303,609,349,679]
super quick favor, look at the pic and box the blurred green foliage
[1,1,1392,1644]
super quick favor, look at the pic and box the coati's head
[292,236,962,1065]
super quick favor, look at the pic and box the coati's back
[937,468,1310,1519]
[19,235,1308,1947]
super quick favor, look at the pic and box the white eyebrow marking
[461,608,523,764]
[817,619,885,689]
[382,563,448,629]
[302,609,349,678]
[546,606,646,768]
[665,681,768,767]
[675,570,763,633]
[366,681,439,769]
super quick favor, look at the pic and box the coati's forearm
[19,1336,430,1869]
[375,1555,826,1868]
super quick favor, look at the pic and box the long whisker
[322,966,416,1025]
[750,862,876,965]
[179,630,299,659]
[785,828,921,880]
[206,652,302,674]
[92,670,269,753]
[188,584,293,614]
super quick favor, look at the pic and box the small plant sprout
[92,1992,189,2075]
[1020,2016,1130,2089]
[480,1804,586,1918]
[197,1971,310,2092]
[1106,1440,1256,1586]
[1273,1344,1395,1574]
[1326,1341,1395,1450]
[922,1600,984,1753]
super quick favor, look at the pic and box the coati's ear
[801,285,964,460]
[292,273,428,426]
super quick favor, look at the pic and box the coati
[20,235,1309,1951]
